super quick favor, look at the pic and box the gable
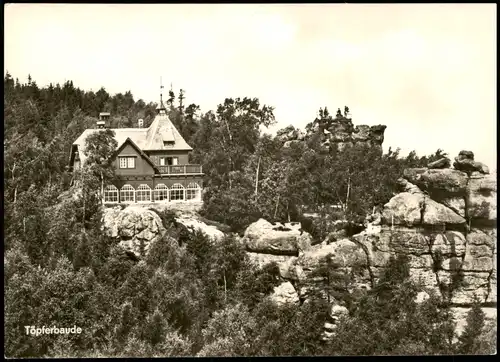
[117,143,141,157]
[114,138,158,171]
[114,140,156,175]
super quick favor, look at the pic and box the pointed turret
[156,76,167,115]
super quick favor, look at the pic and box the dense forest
[4,73,495,357]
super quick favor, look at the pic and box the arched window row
[103,183,202,203]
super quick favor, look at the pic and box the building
[68,99,203,204]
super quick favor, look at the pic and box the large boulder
[402,168,468,217]
[246,253,302,280]
[381,192,466,227]
[396,178,424,195]
[242,219,313,255]
[175,214,225,241]
[269,282,299,306]
[403,168,428,183]
[415,169,468,195]
[297,239,368,274]
[103,206,166,258]
[428,157,451,169]
[453,150,490,174]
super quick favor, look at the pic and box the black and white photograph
[3,3,497,357]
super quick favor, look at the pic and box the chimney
[138,118,144,128]
[97,112,110,129]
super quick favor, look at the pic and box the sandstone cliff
[240,151,496,338]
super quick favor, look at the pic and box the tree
[178,89,185,115]
[145,309,165,346]
[73,232,92,270]
[79,128,117,229]
[167,86,175,107]
[197,303,257,357]
[457,300,486,354]
[118,261,153,320]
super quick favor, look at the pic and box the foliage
[324,255,457,355]
[5,73,482,358]
[457,300,486,354]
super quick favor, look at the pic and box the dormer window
[163,141,174,148]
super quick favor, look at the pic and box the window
[170,183,185,201]
[119,157,135,169]
[136,184,151,202]
[163,141,175,148]
[159,157,178,166]
[153,184,169,202]
[120,184,135,203]
[186,182,201,201]
[103,185,119,203]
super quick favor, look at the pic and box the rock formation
[102,206,227,258]
[428,157,451,169]
[242,218,314,256]
[277,112,386,153]
[175,212,225,241]
[252,164,496,306]
[102,206,167,258]
[453,150,490,175]
[243,151,496,338]
[269,281,300,306]
[99,149,495,340]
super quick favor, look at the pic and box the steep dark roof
[72,112,192,165]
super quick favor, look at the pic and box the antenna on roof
[160,76,164,105]
[157,76,166,114]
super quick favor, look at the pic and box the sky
[4,3,497,171]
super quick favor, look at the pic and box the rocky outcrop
[276,113,386,154]
[276,125,306,143]
[175,213,225,241]
[269,281,300,306]
[102,206,228,258]
[242,219,313,256]
[428,157,451,169]
[382,191,466,226]
[103,206,167,258]
[245,152,496,311]
[453,150,490,175]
